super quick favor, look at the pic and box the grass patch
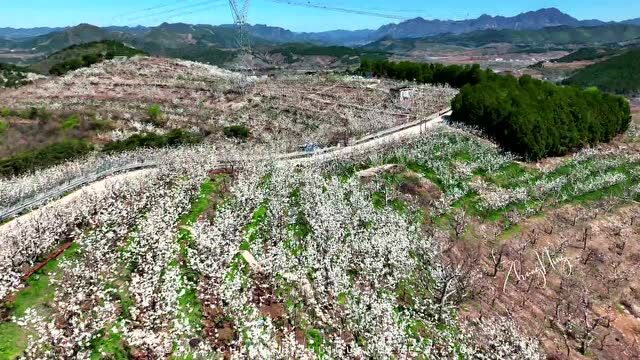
[485,163,537,188]
[61,115,80,131]
[8,243,81,317]
[173,175,229,351]
[0,120,8,135]
[0,243,81,359]
[180,179,219,225]
[499,224,523,241]
[306,329,326,357]
[90,328,129,360]
[0,323,27,360]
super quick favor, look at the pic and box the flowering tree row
[186,163,541,358]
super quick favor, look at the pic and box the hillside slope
[31,40,146,74]
[563,49,640,94]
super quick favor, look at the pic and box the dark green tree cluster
[562,49,640,95]
[0,129,203,177]
[49,53,112,75]
[48,40,146,76]
[360,59,631,160]
[223,125,251,140]
[451,75,631,160]
[358,60,490,88]
[0,139,94,177]
[101,129,202,154]
[0,63,31,88]
[551,47,617,63]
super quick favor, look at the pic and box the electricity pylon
[228,0,252,70]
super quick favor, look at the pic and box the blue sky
[1,0,639,31]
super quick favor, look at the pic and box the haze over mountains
[1,8,637,48]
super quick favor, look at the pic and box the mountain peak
[537,7,564,14]
[375,7,591,39]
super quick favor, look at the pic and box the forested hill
[363,24,640,52]
[31,40,147,74]
[357,59,631,160]
[563,49,640,95]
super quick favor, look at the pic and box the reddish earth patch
[199,283,238,357]
[358,164,443,209]
[22,241,73,280]
[453,201,640,359]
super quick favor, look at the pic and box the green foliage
[365,59,632,160]
[47,40,146,75]
[306,329,326,356]
[357,60,488,88]
[146,104,163,126]
[89,330,129,360]
[0,322,26,360]
[451,74,631,160]
[551,47,618,63]
[563,49,640,95]
[0,139,94,177]
[25,107,49,120]
[0,119,7,135]
[60,115,80,130]
[223,125,251,140]
[0,62,31,88]
[101,129,202,154]
[270,43,387,64]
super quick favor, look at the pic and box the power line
[117,0,191,17]
[266,0,410,20]
[126,0,224,23]
[132,2,228,25]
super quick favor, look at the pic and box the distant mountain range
[363,24,640,53]
[1,8,639,48]
[623,18,640,26]
[1,7,640,65]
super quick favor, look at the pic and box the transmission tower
[228,0,252,69]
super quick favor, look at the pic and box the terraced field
[3,115,640,359]
[2,55,640,359]
[0,57,457,151]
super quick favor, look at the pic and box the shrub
[61,115,80,130]
[0,119,7,135]
[0,139,94,177]
[223,125,251,140]
[147,105,164,127]
[22,107,49,121]
[88,115,113,131]
[101,129,202,154]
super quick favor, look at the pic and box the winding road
[0,108,451,227]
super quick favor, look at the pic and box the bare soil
[453,200,640,359]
